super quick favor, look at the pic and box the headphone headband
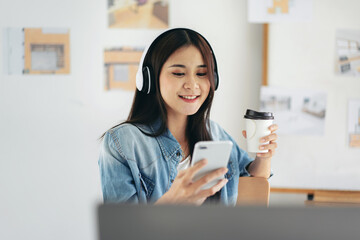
[136,28,220,94]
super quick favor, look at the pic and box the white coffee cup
[244,109,274,153]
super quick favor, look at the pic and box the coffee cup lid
[244,109,274,120]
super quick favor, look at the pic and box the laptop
[97,203,360,240]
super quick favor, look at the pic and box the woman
[99,28,278,206]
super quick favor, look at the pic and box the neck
[167,112,188,145]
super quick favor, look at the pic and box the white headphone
[135,28,219,94]
[135,40,153,94]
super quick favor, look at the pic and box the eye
[197,72,207,77]
[172,72,185,76]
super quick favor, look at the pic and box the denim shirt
[98,119,254,206]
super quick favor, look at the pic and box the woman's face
[159,45,211,119]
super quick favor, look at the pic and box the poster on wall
[248,0,312,23]
[104,46,144,91]
[107,0,169,28]
[335,29,360,77]
[260,86,327,135]
[2,28,70,75]
[348,100,360,148]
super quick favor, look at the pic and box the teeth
[181,96,197,100]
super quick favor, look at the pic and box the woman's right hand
[154,159,228,206]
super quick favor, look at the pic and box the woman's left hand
[242,124,279,160]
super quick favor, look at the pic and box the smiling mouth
[179,95,199,100]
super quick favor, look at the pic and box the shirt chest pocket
[139,172,155,199]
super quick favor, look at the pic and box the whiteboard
[267,0,360,191]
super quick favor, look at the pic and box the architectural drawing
[108,0,168,28]
[104,47,143,91]
[3,28,70,75]
[348,100,360,148]
[260,86,327,135]
[248,0,312,23]
[335,29,360,77]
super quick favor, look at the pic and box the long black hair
[101,29,217,156]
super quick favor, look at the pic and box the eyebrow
[168,64,207,68]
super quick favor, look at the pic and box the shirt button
[171,179,174,183]
[176,151,181,157]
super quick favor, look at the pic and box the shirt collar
[137,118,182,161]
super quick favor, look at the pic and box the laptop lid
[97,203,360,240]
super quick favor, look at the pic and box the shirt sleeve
[218,129,253,177]
[236,144,254,177]
[98,131,139,203]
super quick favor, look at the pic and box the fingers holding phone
[155,141,232,205]
[155,158,228,206]
[190,166,228,192]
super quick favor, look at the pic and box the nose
[184,74,199,90]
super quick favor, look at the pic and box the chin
[183,108,201,116]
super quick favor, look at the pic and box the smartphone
[191,141,233,190]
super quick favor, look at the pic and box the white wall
[0,0,263,239]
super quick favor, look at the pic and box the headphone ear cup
[141,67,150,93]
[141,66,155,94]
[147,66,155,94]
[214,71,219,90]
